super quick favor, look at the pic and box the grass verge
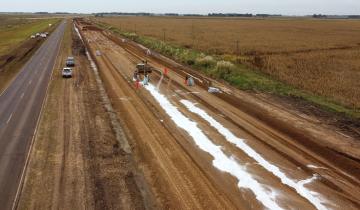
[0,19,61,92]
[95,21,360,119]
[0,18,61,55]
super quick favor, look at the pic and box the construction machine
[135,60,153,74]
[133,60,153,85]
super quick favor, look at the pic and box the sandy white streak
[181,99,329,210]
[307,165,328,170]
[144,84,283,210]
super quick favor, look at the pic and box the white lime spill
[144,84,284,210]
[73,25,84,42]
[307,165,328,170]
[181,99,330,210]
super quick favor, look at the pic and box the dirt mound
[72,27,85,56]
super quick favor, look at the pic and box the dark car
[66,57,75,67]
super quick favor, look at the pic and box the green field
[0,17,60,56]
[0,16,61,92]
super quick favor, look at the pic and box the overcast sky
[1,0,359,15]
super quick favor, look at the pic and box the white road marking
[6,113,13,124]
[11,21,67,210]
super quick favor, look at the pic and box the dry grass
[96,16,360,108]
[97,16,360,53]
[263,49,360,108]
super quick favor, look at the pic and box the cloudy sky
[1,0,359,15]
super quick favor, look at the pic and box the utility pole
[236,40,240,63]
[163,28,166,42]
[191,20,195,47]
[134,24,137,34]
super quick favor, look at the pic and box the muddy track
[18,21,147,210]
[58,78,71,204]
[101,28,360,140]
[150,71,360,204]
[111,45,360,205]
[98,49,239,209]
[76,19,360,209]
[99,26,360,183]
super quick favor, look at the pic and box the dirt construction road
[18,21,145,209]
[76,20,360,209]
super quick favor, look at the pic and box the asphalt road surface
[0,21,65,209]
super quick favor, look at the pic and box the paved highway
[0,21,65,209]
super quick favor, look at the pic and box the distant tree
[348,15,360,19]
[183,14,204,17]
[165,13,179,16]
[313,14,327,18]
[208,13,252,17]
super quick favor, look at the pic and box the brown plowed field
[77,19,360,209]
[95,16,360,108]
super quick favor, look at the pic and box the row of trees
[313,14,360,19]
[94,12,360,19]
[95,12,152,17]
[208,13,253,17]
[94,12,282,17]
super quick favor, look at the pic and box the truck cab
[135,62,152,74]
[62,67,72,78]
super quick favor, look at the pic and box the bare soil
[18,21,146,209]
[78,19,360,209]
[17,18,360,210]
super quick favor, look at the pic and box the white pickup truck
[62,67,72,78]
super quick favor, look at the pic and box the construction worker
[133,71,139,81]
[146,49,151,56]
[143,74,149,85]
[187,76,194,86]
[185,75,189,84]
